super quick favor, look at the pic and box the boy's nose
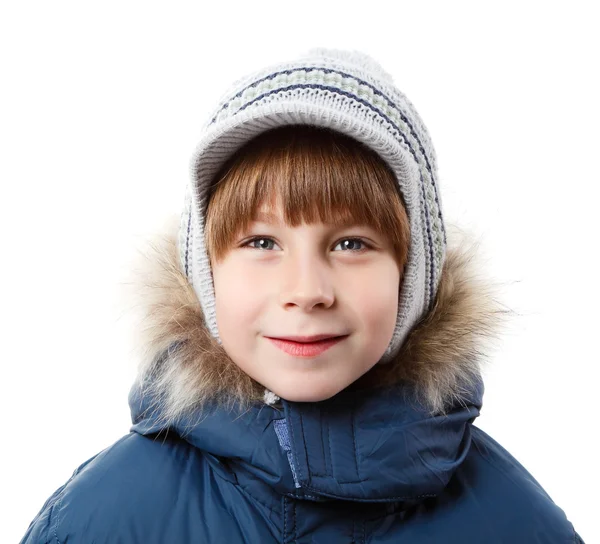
[278,257,335,311]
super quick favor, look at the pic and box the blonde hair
[205,124,410,270]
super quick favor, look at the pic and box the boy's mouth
[267,334,348,343]
[265,335,349,358]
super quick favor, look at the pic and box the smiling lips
[266,335,348,358]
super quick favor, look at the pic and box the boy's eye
[245,237,278,251]
[242,236,372,253]
[333,238,371,252]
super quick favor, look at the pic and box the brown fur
[120,216,512,427]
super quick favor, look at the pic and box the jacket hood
[124,216,511,502]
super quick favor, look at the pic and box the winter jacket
[20,222,584,543]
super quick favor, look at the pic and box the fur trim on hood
[120,215,512,428]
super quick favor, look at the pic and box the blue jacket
[20,225,584,543]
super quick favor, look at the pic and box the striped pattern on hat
[179,48,447,363]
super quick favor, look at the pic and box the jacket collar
[125,216,509,502]
[130,373,483,502]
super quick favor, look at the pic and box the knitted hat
[179,47,447,365]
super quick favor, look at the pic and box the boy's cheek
[214,269,269,314]
[213,270,268,341]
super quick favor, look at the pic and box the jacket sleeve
[19,451,102,544]
[19,480,69,544]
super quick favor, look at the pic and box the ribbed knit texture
[179,47,446,364]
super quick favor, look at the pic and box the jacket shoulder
[20,431,210,544]
[454,425,581,542]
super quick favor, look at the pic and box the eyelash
[242,236,374,253]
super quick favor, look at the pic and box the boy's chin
[267,381,349,403]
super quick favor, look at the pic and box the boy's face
[211,199,401,402]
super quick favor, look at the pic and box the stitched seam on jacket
[572,524,584,543]
[352,405,361,480]
[51,493,63,544]
[318,409,326,476]
[283,497,287,544]
[312,405,366,482]
[297,483,436,501]
[326,416,332,476]
[310,411,328,477]
[291,406,369,487]
[293,499,297,543]
[328,410,334,478]
[350,516,367,544]
[26,484,66,544]
[230,481,283,543]
[46,466,87,544]
[306,407,367,482]
[294,408,307,482]
[234,480,277,515]
[281,496,287,544]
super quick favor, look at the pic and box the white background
[2,1,597,542]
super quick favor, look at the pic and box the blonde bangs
[205,125,410,269]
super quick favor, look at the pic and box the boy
[21,48,583,543]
